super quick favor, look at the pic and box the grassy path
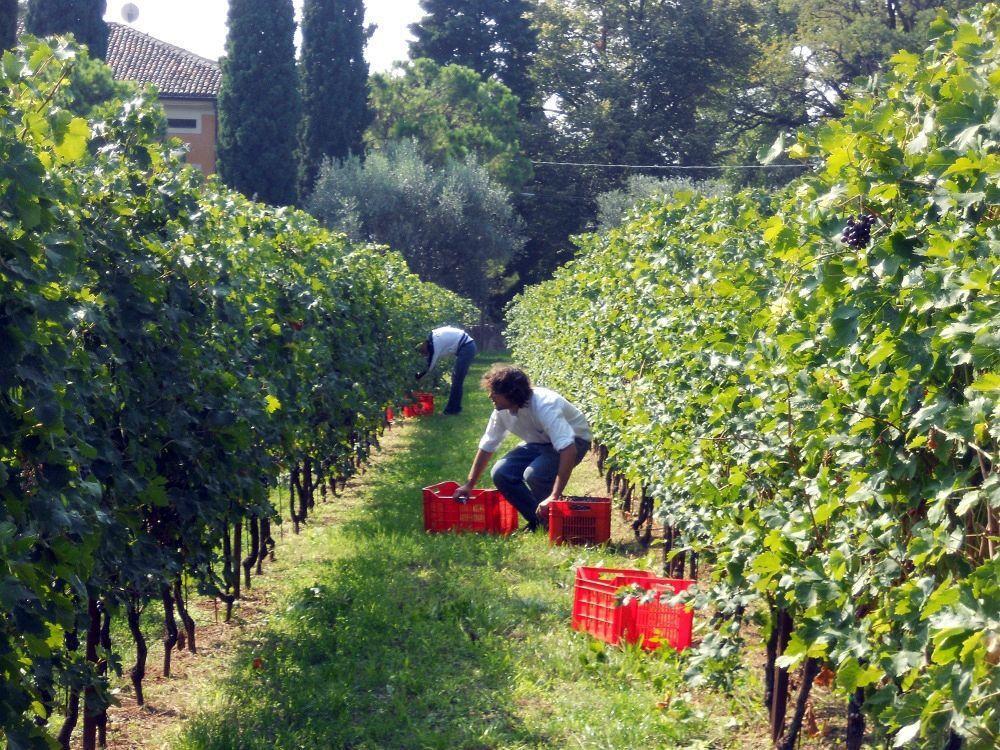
[152,359,759,750]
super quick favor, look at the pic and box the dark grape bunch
[841,214,876,249]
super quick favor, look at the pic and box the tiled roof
[16,20,221,100]
[104,22,221,100]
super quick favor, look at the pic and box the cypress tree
[217,0,300,206]
[1,0,17,51]
[409,0,537,109]
[25,0,108,59]
[297,0,372,201]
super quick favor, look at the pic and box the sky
[103,0,424,72]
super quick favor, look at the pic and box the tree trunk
[631,487,651,536]
[243,516,260,589]
[126,600,147,706]
[885,0,897,29]
[232,520,242,601]
[290,465,301,533]
[662,524,673,573]
[58,688,80,750]
[35,684,53,727]
[319,461,330,501]
[769,609,794,742]
[221,525,236,622]
[162,585,178,677]
[775,657,821,750]
[846,687,865,750]
[174,579,196,653]
[82,597,101,750]
[97,602,111,747]
[764,606,779,709]
[259,517,274,571]
[670,549,686,579]
[57,624,81,749]
[300,458,312,517]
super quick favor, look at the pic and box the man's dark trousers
[490,437,591,529]
[443,339,477,414]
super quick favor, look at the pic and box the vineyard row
[1,37,477,750]
[508,7,998,749]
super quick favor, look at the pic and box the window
[167,117,199,132]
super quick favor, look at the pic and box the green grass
[167,358,760,749]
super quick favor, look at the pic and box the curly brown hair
[480,364,533,407]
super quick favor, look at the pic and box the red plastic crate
[422,481,519,535]
[402,404,418,418]
[548,497,611,545]
[571,566,694,651]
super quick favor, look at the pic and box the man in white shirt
[416,326,477,414]
[454,364,592,531]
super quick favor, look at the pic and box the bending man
[455,365,591,530]
[416,326,477,415]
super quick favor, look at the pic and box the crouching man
[454,364,591,530]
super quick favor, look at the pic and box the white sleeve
[536,400,576,451]
[478,410,508,453]
[427,345,444,373]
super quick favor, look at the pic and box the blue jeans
[490,438,591,529]
[444,340,476,413]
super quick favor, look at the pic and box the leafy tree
[217,0,300,206]
[409,0,537,110]
[523,2,978,277]
[515,0,758,286]
[367,58,531,190]
[713,0,983,163]
[770,0,982,119]
[25,0,107,58]
[0,0,16,50]
[595,175,725,229]
[59,54,138,118]
[297,0,373,201]
[307,139,524,314]
[533,0,757,174]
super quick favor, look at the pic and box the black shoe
[442,408,461,415]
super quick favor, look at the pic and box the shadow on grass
[178,365,555,750]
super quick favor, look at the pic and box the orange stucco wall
[178,112,217,175]
[162,99,217,176]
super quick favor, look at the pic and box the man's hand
[536,495,558,521]
[453,482,474,503]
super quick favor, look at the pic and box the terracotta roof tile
[16,20,221,100]
[104,22,221,100]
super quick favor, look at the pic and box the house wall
[162,99,217,175]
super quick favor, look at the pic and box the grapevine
[0,37,476,750]
[508,6,999,748]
